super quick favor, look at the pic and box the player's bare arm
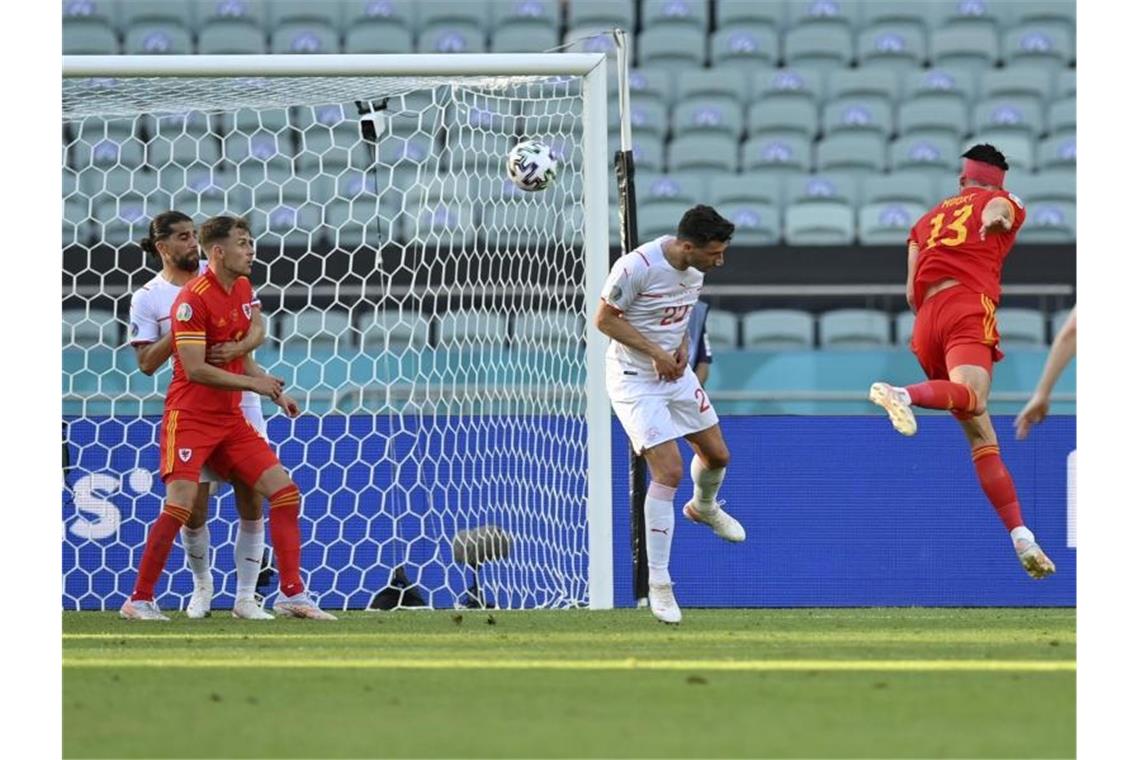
[206,306,266,366]
[979,196,1014,240]
[905,240,921,312]
[1015,308,1076,440]
[134,330,175,375]
[178,339,283,399]
[594,300,685,381]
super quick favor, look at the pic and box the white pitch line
[62,658,1076,672]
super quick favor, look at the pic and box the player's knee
[706,448,730,470]
[649,464,684,489]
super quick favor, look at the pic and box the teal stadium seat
[785,203,856,245]
[1018,201,1076,243]
[627,136,666,173]
[1004,23,1074,70]
[742,310,815,350]
[125,24,194,54]
[491,24,559,52]
[973,97,1045,138]
[979,67,1052,104]
[822,98,893,137]
[930,27,999,72]
[858,202,926,245]
[710,25,779,70]
[668,134,738,173]
[861,1,933,32]
[787,0,857,30]
[894,310,916,346]
[198,23,266,54]
[63,308,119,347]
[826,69,899,110]
[63,20,119,54]
[889,135,960,176]
[1056,69,1076,99]
[345,22,414,52]
[711,174,782,207]
[719,202,780,246]
[636,202,692,239]
[95,194,171,247]
[417,22,487,54]
[676,69,749,105]
[638,27,706,71]
[963,133,1033,171]
[742,134,812,175]
[270,22,340,54]
[642,0,708,30]
[343,0,414,32]
[996,308,1047,348]
[863,171,935,206]
[672,100,744,139]
[747,100,819,139]
[480,199,556,248]
[639,172,707,207]
[1048,98,1076,137]
[416,0,490,30]
[755,69,825,106]
[568,0,634,29]
[902,67,975,106]
[704,309,739,350]
[512,311,582,349]
[857,25,927,71]
[192,0,266,28]
[1037,134,1076,171]
[121,1,189,27]
[784,172,860,207]
[1007,0,1076,28]
[250,202,322,249]
[616,98,667,138]
[1017,169,1075,205]
[280,308,354,354]
[624,68,672,108]
[816,133,887,172]
[437,310,510,348]
[492,0,559,30]
[358,308,431,352]
[266,0,344,27]
[930,1,1004,35]
[716,0,783,29]
[818,309,891,349]
[784,26,854,71]
[898,99,970,141]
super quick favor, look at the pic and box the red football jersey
[166,267,256,416]
[909,185,1027,310]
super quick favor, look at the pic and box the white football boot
[683,500,746,542]
[273,591,338,621]
[869,382,918,437]
[648,582,682,625]
[119,599,170,621]
[232,596,275,620]
[185,583,213,619]
[1015,538,1056,580]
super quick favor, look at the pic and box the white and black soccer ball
[506,139,558,192]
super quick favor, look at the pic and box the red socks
[268,484,304,597]
[131,503,191,602]
[905,380,979,415]
[972,445,1025,531]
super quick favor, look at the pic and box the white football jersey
[600,235,703,371]
[128,260,263,411]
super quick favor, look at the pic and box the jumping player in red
[868,144,1056,580]
[120,215,336,620]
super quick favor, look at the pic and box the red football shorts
[911,286,1004,381]
[159,409,280,487]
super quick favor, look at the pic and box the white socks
[690,457,727,510]
[180,524,212,589]
[234,517,265,600]
[645,482,677,586]
[1010,525,1035,547]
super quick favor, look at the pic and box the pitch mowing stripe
[62,658,1075,672]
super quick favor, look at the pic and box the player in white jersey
[129,211,284,620]
[594,205,744,624]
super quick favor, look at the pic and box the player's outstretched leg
[682,426,744,542]
[120,494,197,621]
[641,443,684,624]
[231,479,272,620]
[181,485,214,619]
[868,382,918,436]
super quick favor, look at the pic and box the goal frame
[62,53,614,610]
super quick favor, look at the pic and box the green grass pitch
[63,608,1074,758]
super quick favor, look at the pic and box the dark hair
[676,204,735,246]
[961,143,1010,171]
[138,210,193,258]
[198,215,251,251]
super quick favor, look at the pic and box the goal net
[62,54,613,611]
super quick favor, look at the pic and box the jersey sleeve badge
[176,302,193,322]
[1008,193,1024,209]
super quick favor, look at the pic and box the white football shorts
[606,362,719,454]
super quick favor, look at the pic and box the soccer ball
[506,140,558,192]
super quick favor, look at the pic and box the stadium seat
[192,0,266,28]
[785,203,856,245]
[491,24,559,52]
[788,0,858,30]
[63,308,119,348]
[639,172,706,206]
[826,69,899,108]
[741,134,813,174]
[511,311,582,349]
[417,22,487,54]
[627,136,666,173]
[95,194,171,246]
[94,167,161,198]
[889,134,960,175]
[120,0,191,27]
[996,308,1046,348]
[1037,134,1077,170]
[623,68,673,108]
[1050,309,1072,342]
[492,0,560,30]
[638,26,706,70]
[64,197,91,245]
[965,133,1033,171]
[676,69,750,104]
[716,0,783,29]
[265,0,344,27]
[479,199,556,248]
[322,199,397,247]
[358,308,430,352]
[710,26,779,70]
[930,1,1004,34]
[251,202,322,248]
[636,202,693,239]
[344,22,414,52]
[742,310,815,350]
[856,25,927,71]
[270,22,340,54]
[1056,69,1076,99]
[818,309,891,349]
[755,69,825,105]
[897,100,970,140]
[747,100,819,139]
[861,1,933,32]
[709,174,782,207]
[979,67,1052,104]
[863,172,934,206]
[124,24,193,54]
[343,0,414,31]
[72,134,146,170]
[642,0,708,30]
[437,310,510,348]
[822,98,893,137]
[1004,23,1074,70]
[1019,201,1076,243]
[784,26,854,71]
[668,134,738,173]
[198,23,266,53]
[63,20,119,54]
[563,25,619,60]
[1017,168,1075,205]
[279,308,353,353]
[567,0,634,29]
[672,100,744,139]
[416,0,491,30]
[1048,98,1076,137]
[704,309,739,349]
[718,202,780,246]
[784,172,860,207]
[1007,0,1076,27]
[894,310,916,346]
[973,97,1045,138]
[816,134,887,172]
[930,27,999,71]
[858,202,926,245]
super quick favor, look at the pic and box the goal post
[62,53,613,610]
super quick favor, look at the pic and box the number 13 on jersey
[926,206,974,248]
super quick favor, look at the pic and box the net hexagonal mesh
[62,71,594,611]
